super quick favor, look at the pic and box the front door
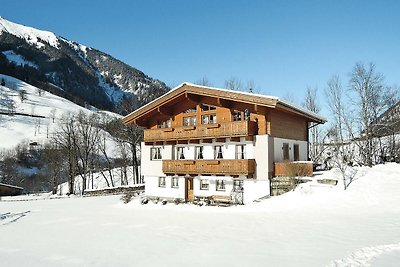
[186,177,194,202]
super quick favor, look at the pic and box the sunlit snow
[1,163,399,267]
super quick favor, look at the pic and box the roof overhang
[123,82,327,126]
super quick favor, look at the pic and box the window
[283,143,289,161]
[195,146,204,159]
[158,177,166,187]
[214,145,223,159]
[294,144,299,161]
[233,180,243,191]
[201,114,217,124]
[184,107,197,114]
[156,119,171,128]
[165,119,171,128]
[150,147,162,160]
[200,179,209,190]
[183,116,196,126]
[171,177,179,188]
[236,145,246,159]
[232,110,242,121]
[216,180,225,191]
[183,106,197,114]
[201,104,216,111]
[177,147,185,160]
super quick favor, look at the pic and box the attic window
[184,107,197,114]
[201,104,216,112]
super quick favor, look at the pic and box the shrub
[121,192,134,204]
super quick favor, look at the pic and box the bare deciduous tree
[195,77,213,87]
[325,75,356,189]
[303,87,326,164]
[53,114,77,194]
[72,111,101,193]
[348,62,398,166]
[224,77,243,91]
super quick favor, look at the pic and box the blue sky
[2,0,399,116]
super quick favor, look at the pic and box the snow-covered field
[0,74,119,151]
[1,163,400,267]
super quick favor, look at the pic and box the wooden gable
[123,83,326,132]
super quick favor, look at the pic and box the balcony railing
[144,120,257,142]
[162,159,256,176]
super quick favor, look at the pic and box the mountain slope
[0,74,118,150]
[0,16,169,113]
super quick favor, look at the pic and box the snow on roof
[0,16,59,49]
[0,183,24,190]
[128,82,326,123]
[183,82,327,122]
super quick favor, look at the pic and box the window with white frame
[216,180,225,191]
[183,116,196,126]
[171,176,179,188]
[150,147,162,160]
[236,144,246,159]
[177,147,185,160]
[195,146,204,159]
[201,114,217,124]
[158,177,166,187]
[200,179,209,190]
[214,145,223,159]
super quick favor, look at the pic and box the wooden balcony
[144,120,257,142]
[162,159,256,176]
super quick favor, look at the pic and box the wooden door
[186,177,194,202]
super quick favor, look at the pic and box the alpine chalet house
[123,83,326,204]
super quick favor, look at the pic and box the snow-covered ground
[1,163,399,267]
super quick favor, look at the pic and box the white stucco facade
[140,134,308,203]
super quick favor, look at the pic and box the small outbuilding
[0,183,24,196]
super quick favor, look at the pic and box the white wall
[141,143,172,177]
[253,134,270,179]
[145,176,185,199]
[273,138,308,162]
[193,176,234,197]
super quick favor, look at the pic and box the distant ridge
[0,16,169,113]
